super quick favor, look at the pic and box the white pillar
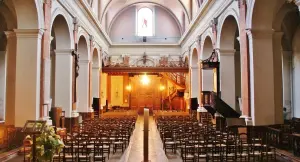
[4,31,16,125]
[282,51,292,119]
[293,51,300,117]
[14,29,43,127]
[78,60,90,112]
[0,51,6,122]
[92,66,100,98]
[295,0,300,11]
[251,30,283,125]
[54,49,73,118]
[190,66,199,99]
[220,49,236,110]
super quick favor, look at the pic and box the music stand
[22,120,47,162]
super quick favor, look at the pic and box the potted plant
[25,124,64,162]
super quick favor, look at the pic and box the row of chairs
[157,116,276,162]
[53,116,137,162]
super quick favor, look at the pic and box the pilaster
[13,29,44,127]
[219,49,236,110]
[4,31,16,125]
[78,60,90,112]
[54,49,73,118]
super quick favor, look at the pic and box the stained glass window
[137,8,153,36]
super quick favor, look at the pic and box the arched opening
[50,14,72,118]
[0,14,8,122]
[250,0,284,125]
[191,49,199,101]
[219,15,241,112]
[50,15,71,107]
[78,36,90,113]
[277,4,300,119]
[202,36,214,92]
[91,48,100,107]
[0,2,17,124]
[137,7,153,36]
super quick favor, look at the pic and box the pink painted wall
[109,5,181,43]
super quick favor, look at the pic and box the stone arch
[51,14,72,50]
[13,0,44,29]
[217,7,240,49]
[249,0,288,125]
[91,48,100,100]
[191,48,199,67]
[92,48,100,68]
[219,15,241,111]
[108,2,183,35]
[190,48,200,101]
[201,35,213,60]
[78,35,89,61]
[201,35,214,92]
[49,14,72,108]
[77,35,91,113]
[51,8,74,49]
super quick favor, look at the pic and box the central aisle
[119,115,169,162]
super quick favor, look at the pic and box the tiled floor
[120,116,182,162]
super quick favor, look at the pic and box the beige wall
[110,76,124,106]
[109,5,181,43]
[100,73,107,107]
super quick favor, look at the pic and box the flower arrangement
[25,124,64,162]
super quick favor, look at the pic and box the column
[295,0,300,12]
[92,66,100,98]
[282,51,292,118]
[190,66,199,99]
[239,0,251,123]
[92,65,100,112]
[4,31,16,125]
[78,60,90,112]
[54,49,73,118]
[14,29,43,127]
[273,32,284,124]
[219,49,236,109]
[251,30,283,125]
[0,50,6,122]
[293,50,300,117]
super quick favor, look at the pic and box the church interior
[0,0,300,161]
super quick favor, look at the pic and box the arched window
[137,8,153,36]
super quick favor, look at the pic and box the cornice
[77,0,112,45]
[110,43,181,48]
[14,29,44,39]
[179,0,215,45]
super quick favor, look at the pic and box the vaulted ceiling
[99,0,192,32]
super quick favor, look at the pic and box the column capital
[13,29,44,39]
[79,60,90,64]
[54,49,73,55]
[219,49,236,56]
[251,29,274,39]
[4,31,16,39]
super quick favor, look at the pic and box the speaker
[92,98,100,111]
[190,98,199,110]
[143,36,147,42]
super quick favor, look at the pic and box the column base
[72,110,79,117]
[79,112,94,121]
[240,115,253,126]
[89,107,94,112]
[65,116,79,132]
[39,117,53,126]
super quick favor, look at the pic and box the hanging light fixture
[141,73,150,85]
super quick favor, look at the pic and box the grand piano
[201,91,241,130]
